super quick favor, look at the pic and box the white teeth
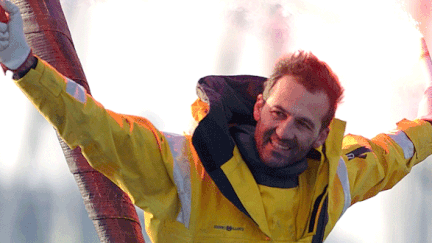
[271,139,290,150]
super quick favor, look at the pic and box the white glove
[0,0,30,70]
[417,38,432,121]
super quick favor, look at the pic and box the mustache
[263,129,297,148]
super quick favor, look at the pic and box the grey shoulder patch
[66,78,87,103]
[164,132,192,228]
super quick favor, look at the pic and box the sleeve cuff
[16,56,66,98]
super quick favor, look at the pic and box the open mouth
[270,138,291,151]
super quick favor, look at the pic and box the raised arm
[0,0,179,219]
[342,37,432,205]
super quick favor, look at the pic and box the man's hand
[0,0,30,70]
[417,37,432,121]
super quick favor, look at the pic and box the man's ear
[313,127,330,148]
[254,94,265,121]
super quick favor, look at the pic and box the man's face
[253,75,330,167]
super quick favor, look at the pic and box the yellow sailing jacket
[15,57,432,242]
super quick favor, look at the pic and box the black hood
[192,75,266,172]
[191,75,266,219]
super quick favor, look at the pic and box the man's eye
[297,120,311,130]
[271,111,285,119]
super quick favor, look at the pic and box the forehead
[267,75,330,125]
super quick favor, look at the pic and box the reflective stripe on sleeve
[337,157,351,217]
[164,132,192,228]
[386,130,414,159]
[66,78,87,103]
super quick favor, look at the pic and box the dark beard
[255,125,315,167]
[262,128,298,152]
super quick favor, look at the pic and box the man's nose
[275,116,295,140]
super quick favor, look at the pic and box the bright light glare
[0,0,430,242]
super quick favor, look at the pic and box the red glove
[417,38,432,121]
[0,5,10,23]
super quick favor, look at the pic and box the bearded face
[253,75,330,167]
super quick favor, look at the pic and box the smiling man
[254,53,341,168]
[2,1,432,242]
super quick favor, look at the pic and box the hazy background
[0,0,431,242]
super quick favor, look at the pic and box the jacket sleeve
[14,57,179,215]
[342,119,432,205]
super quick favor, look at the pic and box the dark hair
[263,51,344,130]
